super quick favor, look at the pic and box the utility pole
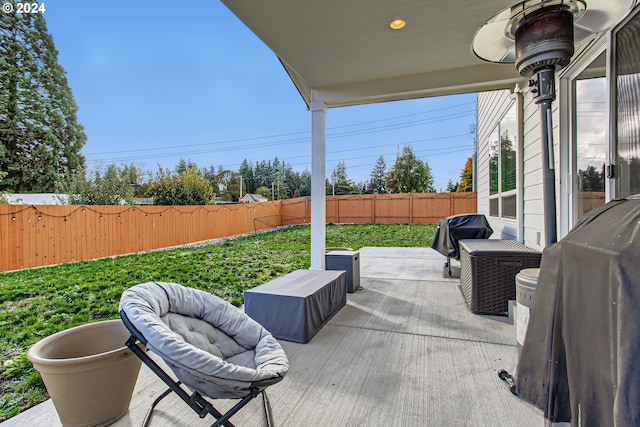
[332,172,336,196]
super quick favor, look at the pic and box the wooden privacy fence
[578,191,605,216]
[0,192,476,272]
[280,192,477,224]
[0,202,281,272]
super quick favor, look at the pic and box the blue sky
[43,0,476,191]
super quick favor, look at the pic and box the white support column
[310,100,327,270]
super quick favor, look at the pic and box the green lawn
[0,223,437,420]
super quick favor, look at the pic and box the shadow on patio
[2,247,543,426]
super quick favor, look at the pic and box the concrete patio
[2,246,544,426]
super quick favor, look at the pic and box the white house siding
[521,87,548,251]
[476,89,519,242]
[477,85,561,251]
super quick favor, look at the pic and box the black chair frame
[120,310,282,427]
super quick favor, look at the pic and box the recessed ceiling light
[390,19,406,30]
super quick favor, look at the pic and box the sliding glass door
[613,8,640,198]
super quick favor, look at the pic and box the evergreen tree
[271,157,289,199]
[369,156,387,194]
[386,145,434,193]
[202,165,217,183]
[0,170,8,203]
[333,161,348,181]
[282,162,299,199]
[489,143,498,194]
[578,164,605,192]
[254,160,271,189]
[357,180,369,194]
[328,161,358,195]
[446,179,459,192]
[238,159,255,194]
[215,169,241,202]
[298,169,311,196]
[501,131,517,192]
[175,158,197,175]
[0,11,86,192]
[457,156,473,192]
[489,130,516,194]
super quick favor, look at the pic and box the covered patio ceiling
[219,0,531,269]
[220,0,525,108]
[218,0,638,269]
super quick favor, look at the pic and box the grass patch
[0,223,436,420]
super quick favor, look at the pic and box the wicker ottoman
[459,239,541,315]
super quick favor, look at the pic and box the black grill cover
[516,196,640,426]
[431,214,493,260]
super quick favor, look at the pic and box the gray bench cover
[244,270,347,343]
[119,282,288,399]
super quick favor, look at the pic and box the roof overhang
[220,0,525,108]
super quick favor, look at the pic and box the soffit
[220,0,524,107]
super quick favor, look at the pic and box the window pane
[501,105,517,193]
[490,197,499,217]
[489,127,499,195]
[502,194,516,219]
[576,78,606,218]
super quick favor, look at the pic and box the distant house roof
[5,193,70,205]
[241,194,268,203]
[134,197,154,205]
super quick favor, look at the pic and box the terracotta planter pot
[27,320,141,427]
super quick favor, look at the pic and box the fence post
[371,194,375,223]
[449,193,454,215]
[409,193,413,223]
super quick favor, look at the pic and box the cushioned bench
[244,270,347,343]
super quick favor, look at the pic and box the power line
[219,133,472,166]
[85,109,475,165]
[84,100,476,156]
[296,144,472,169]
[330,148,473,174]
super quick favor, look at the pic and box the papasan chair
[119,281,289,427]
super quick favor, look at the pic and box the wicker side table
[459,239,541,315]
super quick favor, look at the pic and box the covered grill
[516,195,640,425]
[431,214,493,277]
